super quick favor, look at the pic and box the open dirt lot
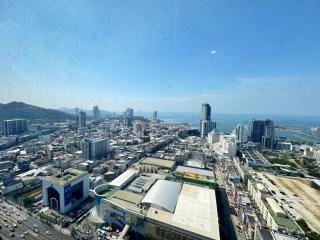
[267,175,320,233]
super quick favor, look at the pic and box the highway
[0,199,72,240]
[0,205,37,240]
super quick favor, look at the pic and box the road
[214,165,237,240]
[214,160,249,240]
[0,199,72,240]
[0,214,29,239]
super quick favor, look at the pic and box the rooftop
[175,165,214,178]
[262,197,299,231]
[107,190,146,215]
[109,168,139,189]
[146,184,220,240]
[45,168,88,186]
[141,180,182,213]
[128,175,157,193]
[141,157,175,169]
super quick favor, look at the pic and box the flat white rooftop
[146,184,220,240]
[109,168,139,189]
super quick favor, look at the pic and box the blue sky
[0,0,319,115]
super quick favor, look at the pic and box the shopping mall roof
[146,184,220,240]
[109,168,139,189]
[128,175,157,193]
[141,180,182,213]
[140,157,175,170]
[108,190,146,215]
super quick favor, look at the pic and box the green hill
[0,102,75,121]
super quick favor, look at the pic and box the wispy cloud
[210,50,217,54]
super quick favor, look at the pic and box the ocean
[136,112,320,143]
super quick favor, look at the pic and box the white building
[42,168,89,214]
[211,134,237,157]
[235,124,248,143]
[300,144,314,157]
[93,179,220,240]
[207,130,221,145]
[313,149,320,164]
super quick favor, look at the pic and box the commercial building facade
[42,168,89,214]
[93,168,220,240]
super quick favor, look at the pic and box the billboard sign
[64,184,72,206]
[2,174,14,186]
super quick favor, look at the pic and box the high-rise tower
[200,103,216,138]
[201,103,211,121]
[93,105,101,121]
[79,111,87,128]
[151,111,158,122]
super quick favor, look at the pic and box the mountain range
[0,102,75,121]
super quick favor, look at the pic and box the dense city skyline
[1,1,320,115]
[1,2,320,240]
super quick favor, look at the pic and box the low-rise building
[42,168,89,214]
[247,178,302,234]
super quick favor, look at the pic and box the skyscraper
[124,108,134,127]
[262,119,275,148]
[251,119,275,148]
[125,108,134,119]
[93,105,101,121]
[200,120,216,138]
[79,111,87,128]
[151,111,158,122]
[235,124,248,143]
[199,103,216,138]
[201,103,211,121]
[75,108,79,126]
[264,120,274,138]
[251,119,266,142]
[3,119,28,136]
